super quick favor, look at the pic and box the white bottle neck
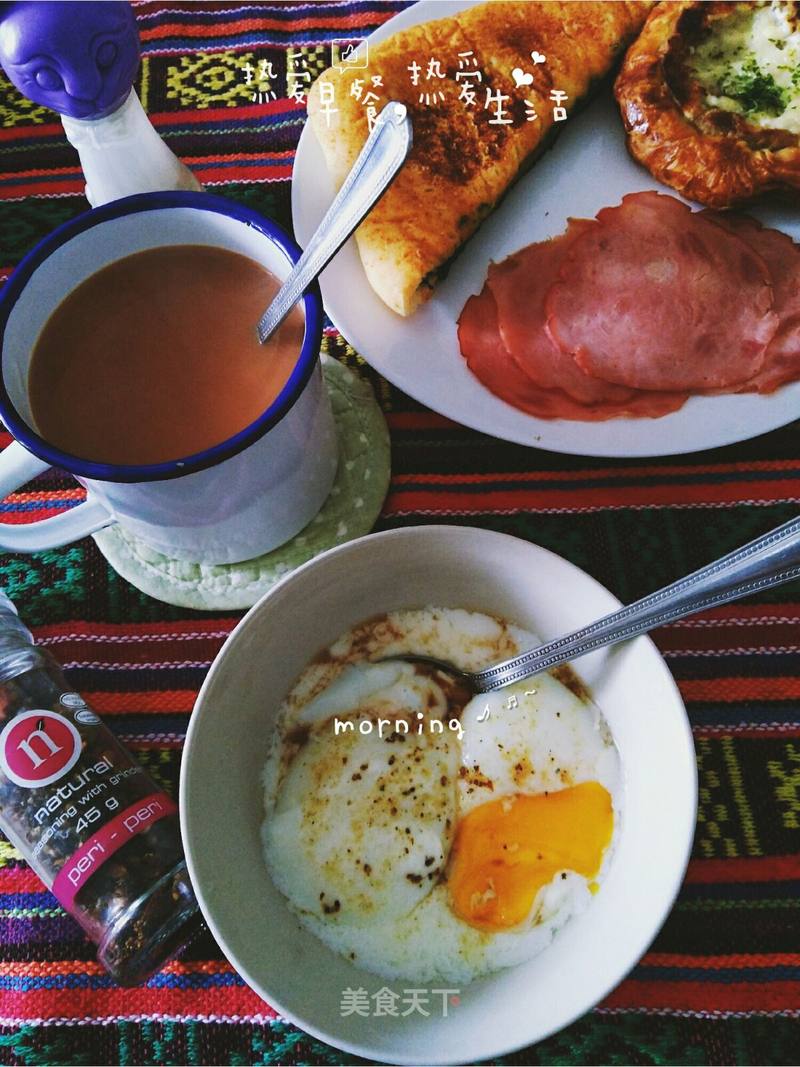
[60,89,201,206]
[62,89,147,147]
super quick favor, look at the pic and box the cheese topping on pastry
[688,1,800,133]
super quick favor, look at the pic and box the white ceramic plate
[180,526,697,1065]
[292,0,800,457]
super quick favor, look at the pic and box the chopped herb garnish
[720,57,787,115]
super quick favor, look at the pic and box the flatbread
[307,1,652,316]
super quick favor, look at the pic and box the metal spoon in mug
[381,514,800,695]
[256,100,412,345]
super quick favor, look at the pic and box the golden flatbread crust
[307,1,651,316]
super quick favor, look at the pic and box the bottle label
[52,792,177,910]
[0,709,82,787]
[0,701,180,919]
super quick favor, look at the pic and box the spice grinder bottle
[0,590,201,984]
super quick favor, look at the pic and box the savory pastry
[307,1,652,316]
[615,1,800,207]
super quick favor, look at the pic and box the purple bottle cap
[0,1,140,119]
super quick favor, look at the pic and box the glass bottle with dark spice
[0,590,201,984]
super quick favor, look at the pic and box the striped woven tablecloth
[0,2,799,1064]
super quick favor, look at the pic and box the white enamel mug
[0,191,337,564]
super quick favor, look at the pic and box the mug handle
[0,442,114,551]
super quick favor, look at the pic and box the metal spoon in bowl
[381,514,800,695]
[256,100,412,345]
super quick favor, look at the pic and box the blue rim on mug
[0,190,324,484]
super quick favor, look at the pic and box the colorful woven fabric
[0,2,799,1064]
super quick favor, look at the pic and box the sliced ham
[457,287,587,420]
[483,217,688,419]
[546,192,778,392]
[702,212,800,395]
[457,279,688,421]
[487,220,637,404]
[759,316,800,395]
[457,190,799,424]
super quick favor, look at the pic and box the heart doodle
[530,50,546,64]
[511,67,534,88]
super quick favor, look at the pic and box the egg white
[262,608,622,983]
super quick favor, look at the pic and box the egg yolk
[448,781,614,931]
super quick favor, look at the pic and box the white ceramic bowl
[180,526,697,1065]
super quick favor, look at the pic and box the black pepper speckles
[269,620,476,930]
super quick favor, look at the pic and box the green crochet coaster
[92,357,390,610]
